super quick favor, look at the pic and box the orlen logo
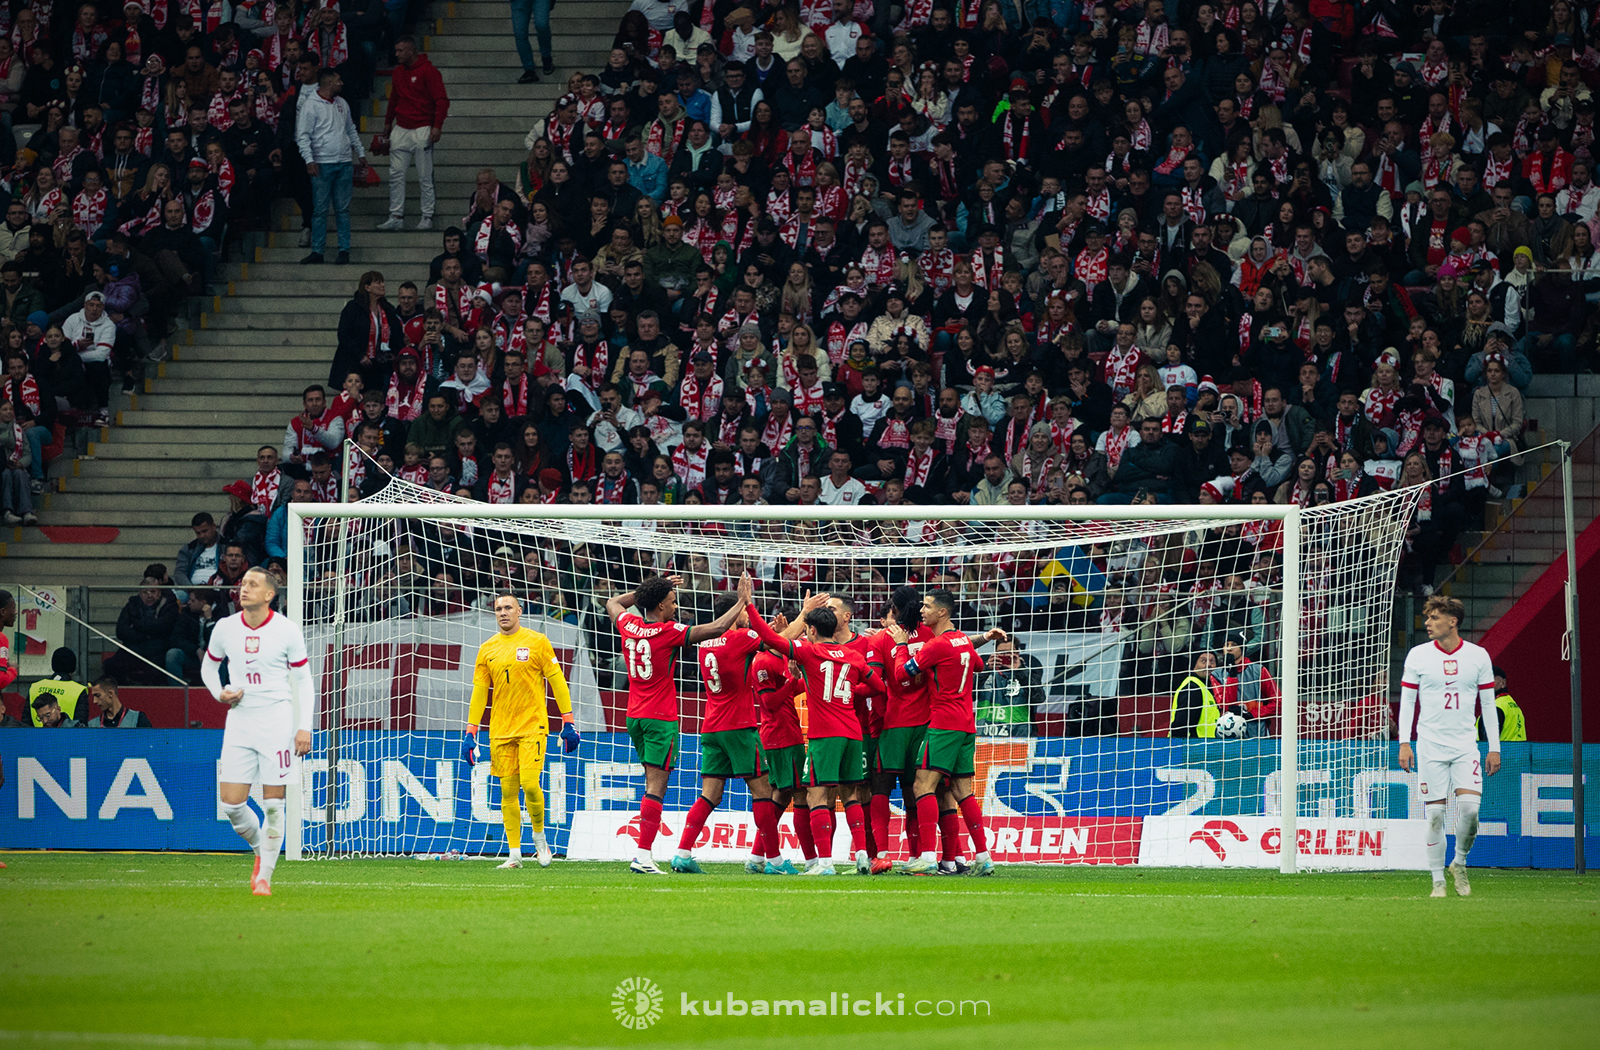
[1189,819,1249,860]
[617,815,674,844]
[1261,826,1386,858]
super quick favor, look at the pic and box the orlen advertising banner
[1,734,1593,868]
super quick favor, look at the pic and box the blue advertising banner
[1,732,1593,867]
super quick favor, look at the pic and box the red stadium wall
[1477,516,1600,742]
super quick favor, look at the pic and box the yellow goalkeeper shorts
[490,734,547,778]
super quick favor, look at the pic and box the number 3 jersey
[697,627,763,733]
[1400,638,1498,754]
[617,612,691,721]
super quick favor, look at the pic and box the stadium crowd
[0,0,412,527]
[33,0,1588,709]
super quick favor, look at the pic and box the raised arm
[746,602,795,660]
[605,589,638,624]
[687,573,753,644]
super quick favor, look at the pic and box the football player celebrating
[752,635,813,873]
[866,586,934,874]
[827,594,882,872]
[607,572,752,874]
[202,568,315,897]
[748,598,883,876]
[889,589,1006,877]
[1398,595,1499,897]
[671,592,796,874]
[464,593,578,870]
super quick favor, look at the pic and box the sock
[902,775,922,857]
[915,793,939,862]
[258,798,285,881]
[1426,803,1447,880]
[531,830,548,852]
[958,794,989,856]
[793,803,817,861]
[870,794,891,858]
[222,801,262,852]
[860,795,877,857]
[636,793,664,862]
[499,774,523,853]
[939,808,962,862]
[524,777,545,838]
[844,800,867,854]
[1455,795,1481,863]
[808,805,835,861]
[753,798,780,861]
[677,794,717,855]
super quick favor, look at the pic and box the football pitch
[0,854,1595,1050]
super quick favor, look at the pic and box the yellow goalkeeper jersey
[470,628,572,741]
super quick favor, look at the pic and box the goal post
[285,481,1422,869]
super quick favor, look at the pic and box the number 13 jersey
[617,612,691,721]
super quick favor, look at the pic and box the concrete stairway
[0,0,628,642]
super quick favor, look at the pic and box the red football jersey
[790,638,870,740]
[753,650,804,751]
[868,623,935,730]
[617,612,691,721]
[697,627,763,733]
[839,631,884,737]
[895,630,984,733]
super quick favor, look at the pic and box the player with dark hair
[751,624,813,873]
[866,585,933,874]
[748,594,884,876]
[607,572,752,874]
[670,590,799,874]
[889,589,1007,876]
[825,594,881,872]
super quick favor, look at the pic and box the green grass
[0,854,1596,1050]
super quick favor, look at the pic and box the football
[1215,712,1249,739]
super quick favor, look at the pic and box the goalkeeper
[465,593,581,869]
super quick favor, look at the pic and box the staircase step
[90,442,273,460]
[172,343,329,362]
[156,360,327,380]
[143,376,316,395]
[117,410,298,429]
[100,426,282,446]
[61,468,256,488]
[134,392,306,412]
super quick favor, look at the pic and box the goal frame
[285,502,1306,869]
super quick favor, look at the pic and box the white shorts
[219,703,297,787]
[1417,745,1483,803]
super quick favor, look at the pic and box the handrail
[1437,418,1600,591]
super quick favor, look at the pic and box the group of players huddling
[203,569,1497,893]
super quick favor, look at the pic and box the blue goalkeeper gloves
[461,729,481,767]
[560,720,582,754]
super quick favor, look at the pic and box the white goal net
[285,478,1424,870]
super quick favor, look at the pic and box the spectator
[86,676,153,728]
[0,400,35,525]
[62,292,116,425]
[376,37,449,232]
[104,577,180,684]
[512,0,557,84]
[166,587,221,684]
[295,69,365,265]
[176,511,222,586]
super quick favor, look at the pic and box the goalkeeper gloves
[461,727,481,767]
[560,717,581,754]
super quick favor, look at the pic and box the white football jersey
[205,609,311,710]
[1400,638,1497,753]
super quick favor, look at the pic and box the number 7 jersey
[902,630,985,734]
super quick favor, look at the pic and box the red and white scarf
[485,471,518,504]
[474,216,521,260]
[1101,424,1131,470]
[671,443,708,487]
[72,188,108,231]
[903,447,939,488]
[1002,116,1032,163]
[386,373,425,422]
[647,115,685,160]
[782,148,818,186]
[2,373,41,417]
[251,468,281,513]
